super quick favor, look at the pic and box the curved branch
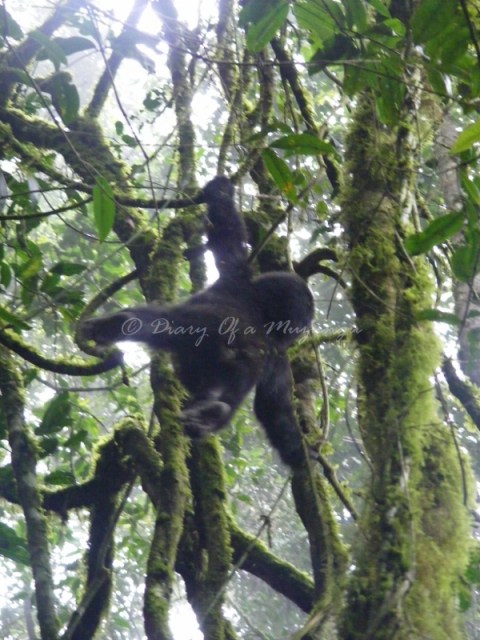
[294,248,347,287]
[0,329,122,375]
[0,197,92,221]
[75,269,139,355]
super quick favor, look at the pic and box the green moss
[340,91,471,639]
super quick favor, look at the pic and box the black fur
[80,177,313,467]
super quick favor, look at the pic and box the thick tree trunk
[340,93,470,640]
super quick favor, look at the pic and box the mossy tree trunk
[340,87,470,639]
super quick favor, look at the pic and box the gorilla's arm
[201,176,250,275]
[254,350,304,468]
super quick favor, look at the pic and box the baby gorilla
[81,177,314,467]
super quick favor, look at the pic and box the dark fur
[81,177,313,467]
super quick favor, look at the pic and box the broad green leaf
[0,9,23,40]
[40,273,60,295]
[405,211,464,255]
[246,1,289,52]
[416,309,459,325]
[375,60,405,124]
[262,148,297,202]
[0,306,30,331]
[51,262,87,276]
[17,253,42,280]
[451,119,480,154]
[47,76,80,124]
[239,0,278,27]
[36,36,96,60]
[294,1,337,43]
[425,65,447,97]
[411,0,458,44]
[92,176,115,241]
[64,429,89,448]
[270,134,335,155]
[318,0,345,24]
[383,18,406,37]
[0,523,28,565]
[461,173,480,205]
[44,468,76,486]
[451,244,479,282]
[368,0,391,18]
[122,134,137,147]
[37,391,72,435]
[437,27,469,66]
[347,0,368,32]
[0,262,11,288]
[31,30,67,70]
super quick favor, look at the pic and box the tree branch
[0,328,122,375]
[442,356,480,431]
[229,518,314,613]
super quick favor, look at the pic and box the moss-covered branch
[0,328,122,375]
[185,439,233,638]
[0,348,59,639]
[229,518,314,613]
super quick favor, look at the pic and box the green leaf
[261,148,297,202]
[451,244,480,282]
[122,134,137,147]
[0,9,23,40]
[460,173,480,205]
[270,133,335,156]
[37,391,72,435]
[294,1,336,43]
[451,118,480,154]
[375,59,405,124]
[416,309,459,325]
[51,262,86,276]
[0,262,12,287]
[46,75,80,124]
[31,30,68,70]
[44,468,76,486]
[0,306,30,331]
[425,65,447,97]
[383,18,406,37]
[347,0,368,32]
[36,36,96,60]
[246,1,289,52]
[437,26,469,66]
[17,253,42,280]
[367,0,391,18]
[405,211,464,255]
[92,176,115,241]
[411,0,458,44]
[0,523,29,565]
[239,0,279,27]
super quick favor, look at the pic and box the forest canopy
[0,1,479,639]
